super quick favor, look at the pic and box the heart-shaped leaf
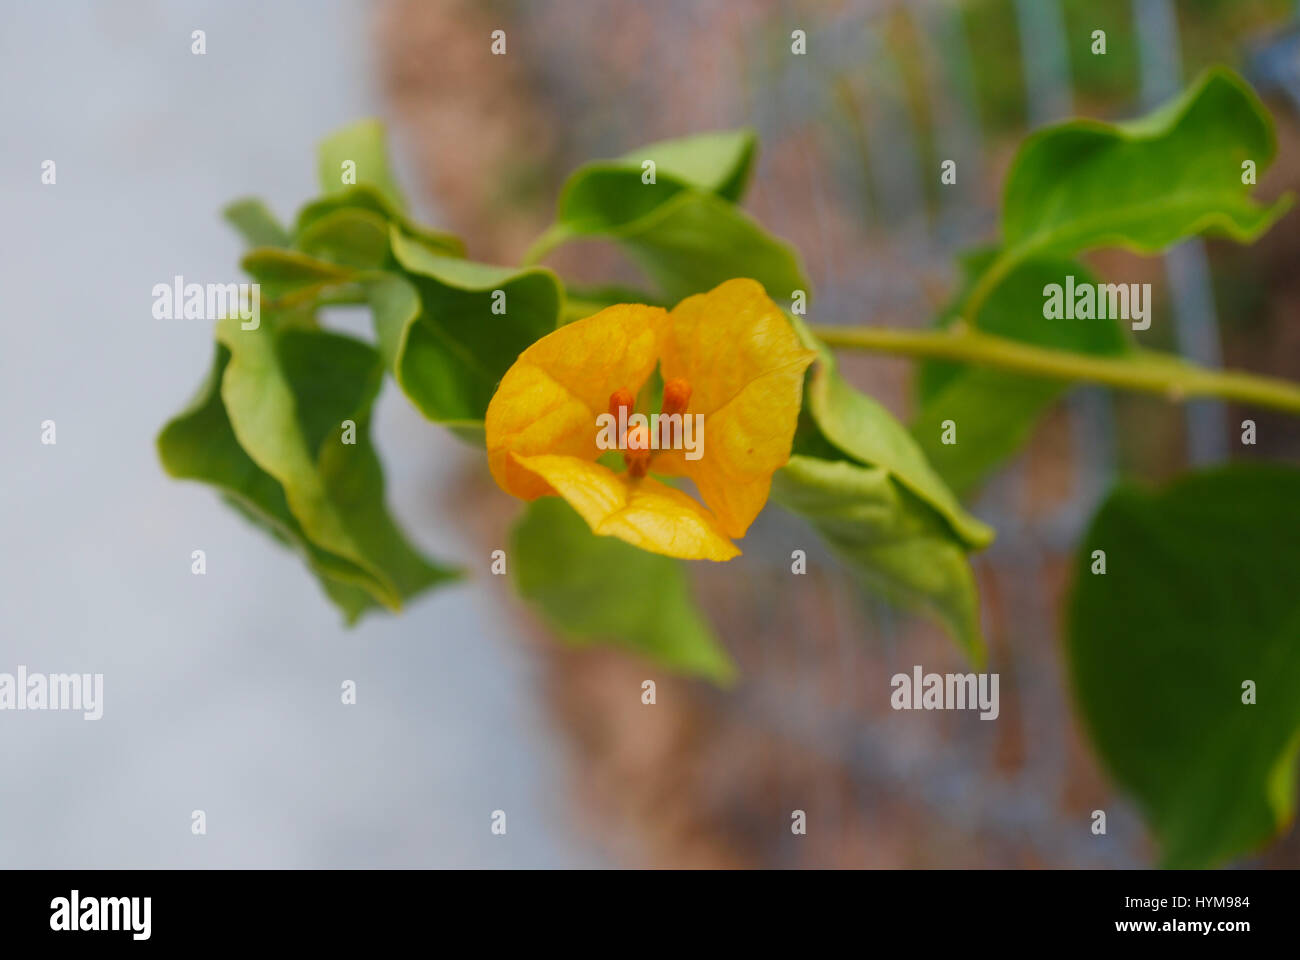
[967,67,1292,314]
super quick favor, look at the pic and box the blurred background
[3,0,1298,867]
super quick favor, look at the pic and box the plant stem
[315,285,369,307]
[810,324,1300,416]
[267,281,368,311]
[521,224,569,266]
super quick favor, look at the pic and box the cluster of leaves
[159,69,1299,867]
[161,119,990,679]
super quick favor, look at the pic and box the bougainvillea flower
[486,278,815,560]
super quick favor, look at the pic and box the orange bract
[485,279,815,560]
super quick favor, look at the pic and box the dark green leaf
[512,497,734,683]
[367,228,560,432]
[1068,464,1300,867]
[912,252,1130,493]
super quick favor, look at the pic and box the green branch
[811,324,1300,416]
[521,224,570,266]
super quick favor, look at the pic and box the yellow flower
[486,278,815,560]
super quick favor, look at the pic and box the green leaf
[781,317,989,656]
[223,197,290,248]
[616,190,809,304]
[363,271,480,445]
[315,420,459,602]
[772,455,985,663]
[307,120,464,257]
[293,206,391,269]
[555,130,758,234]
[912,252,1131,493]
[293,185,464,259]
[203,315,458,615]
[316,119,409,213]
[511,497,734,683]
[157,345,448,623]
[368,228,561,431]
[969,67,1292,314]
[529,129,808,303]
[1068,464,1300,867]
[622,129,757,200]
[236,224,552,444]
[790,315,993,550]
[913,374,1062,495]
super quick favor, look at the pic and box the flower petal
[513,453,740,561]
[658,278,815,537]
[486,303,666,499]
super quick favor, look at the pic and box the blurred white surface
[0,0,592,867]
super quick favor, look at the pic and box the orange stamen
[658,377,692,449]
[608,381,694,478]
[624,422,651,477]
[661,378,691,416]
[609,388,634,419]
[610,387,651,477]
